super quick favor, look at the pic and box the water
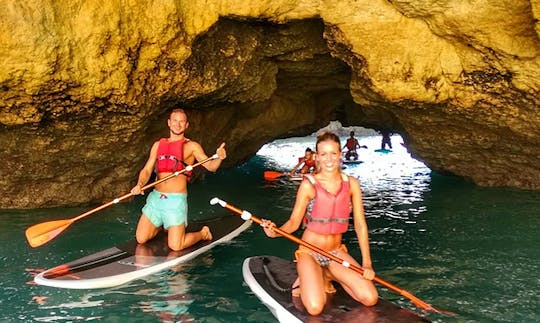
[1,134,539,322]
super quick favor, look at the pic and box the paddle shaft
[71,155,218,222]
[215,199,453,315]
[26,155,218,247]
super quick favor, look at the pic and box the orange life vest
[304,174,351,234]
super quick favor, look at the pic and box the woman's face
[316,140,341,172]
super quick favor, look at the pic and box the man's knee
[168,242,183,251]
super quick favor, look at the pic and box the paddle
[263,170,287,180]
[25,155,219,248]
[210,197,456,316]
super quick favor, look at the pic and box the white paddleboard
[35,216,250,289]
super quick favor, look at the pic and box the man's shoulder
[183,138,203,150]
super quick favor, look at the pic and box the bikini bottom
[291,244,349,296]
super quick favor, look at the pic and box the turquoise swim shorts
[142,190,188,229]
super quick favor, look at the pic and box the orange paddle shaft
[210,197,456,316]
[72,154,218,222]
[26,155,219,247]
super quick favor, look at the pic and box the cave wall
[0,0,539,208]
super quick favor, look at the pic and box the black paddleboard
[243,255,430,322]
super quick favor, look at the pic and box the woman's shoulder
[344,174,360,186]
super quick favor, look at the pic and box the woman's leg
[328,250,378,306]
[296,251,327,315]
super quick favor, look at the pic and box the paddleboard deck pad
[35,215,251,289]
[243,256,430,322]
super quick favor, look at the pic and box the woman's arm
[264,179,314,237]
[350,177,375,278]
[289,159,304,176]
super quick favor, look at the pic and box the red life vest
[345,138,357,150]
[155,138,191,180]
[304,174,351,234]
[299,157,316,168]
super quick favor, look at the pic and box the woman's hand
[261,219,278,238]
[362,266,376,280]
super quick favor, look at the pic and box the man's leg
[167,225,212,251]
[136,214,160,244]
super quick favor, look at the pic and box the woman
[289,147,316,176]
[263,131,378,315]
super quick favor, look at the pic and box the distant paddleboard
[342,159,363,165]
[35,215,251,289]
[288,175,304,181]
[243,256,430,322]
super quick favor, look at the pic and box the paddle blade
[264,171,285,180]
[25,219,73,248]
[400,290,458,316]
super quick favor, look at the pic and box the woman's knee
[361,289,379,307]
[304,299,326,316]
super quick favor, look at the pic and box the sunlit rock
[0,0,538,208]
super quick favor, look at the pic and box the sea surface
[1,134,538,322]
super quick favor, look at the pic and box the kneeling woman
[263,131,378,315]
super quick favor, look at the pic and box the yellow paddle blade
[25,219,73,247]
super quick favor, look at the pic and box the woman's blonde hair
[316,131,341,151]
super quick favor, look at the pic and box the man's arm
[131,141,159,194]
[190,141,226,172]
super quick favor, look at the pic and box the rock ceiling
[0,1,538,208]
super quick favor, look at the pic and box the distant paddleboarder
[379,129,393,150]
[343,131,367,161]
[289,147,316,176]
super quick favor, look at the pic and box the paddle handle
[69,154,217,223]
[210,197,454,315]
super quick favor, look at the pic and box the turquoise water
[1,135,539,322]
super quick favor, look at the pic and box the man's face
[168,111,188,135]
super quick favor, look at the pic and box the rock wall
[0,0,538,208]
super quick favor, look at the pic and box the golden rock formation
[0,1,538,208]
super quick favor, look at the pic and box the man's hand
[216,142,227,160]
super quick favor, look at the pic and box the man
[379,130,393,150]
[343,131,367,161]
[130,108,226,251]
